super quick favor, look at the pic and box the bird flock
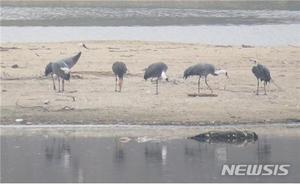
[45,51,275,96]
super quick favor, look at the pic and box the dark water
[1,134,300,182]
[1,1,300,26]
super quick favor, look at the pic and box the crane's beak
[249,58,257,64]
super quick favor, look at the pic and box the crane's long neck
[72,52,81,63]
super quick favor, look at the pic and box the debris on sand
[189,130,258,145]
[71,74,83,79]
[61,106,75,111]
[0,46,20,51]
[242,44,254,48]
[119,137,131,143]
[15,118,24,123]
[44,100,50,105]
[215,45,232,48]
[188,93,218,97]
[11,64,19,68]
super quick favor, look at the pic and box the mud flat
[1,41,300,125]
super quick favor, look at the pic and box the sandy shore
[1,41,300,125]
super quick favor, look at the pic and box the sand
[1,41,300,125]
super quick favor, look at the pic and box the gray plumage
[45,52,81,92]
[112,62,127,79]
[184,63,228,94]
[112,61,127,92]
[252,63,271,95]
[144,62,168,80]
[184,63,218,79]
[144,62,168,95]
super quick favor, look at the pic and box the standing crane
[183,63,228,94]
[251,59,272,95]
[45,52,81,92]
[144,62,169,95]
[112,61,127,92]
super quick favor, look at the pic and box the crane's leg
[198,76,201,94]
[58,77,61,93]
[51,74,56,91]
[205,77,213,94]
[62,79,65,92]
[156,79,159,95]
[256,79,259,95]
[118,78,123,92]
[115,76,118,92]
[264,81,267,95]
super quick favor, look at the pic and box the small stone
[44,100,50,104]
[15,118,24,123]
[11,64,19,68]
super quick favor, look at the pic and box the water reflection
[44,138,82,182]
[184,142,202,157]
[1,134,300,182]
[45,138,71,166]
[114,139,125,164]
[144,143,163,163]
[257,138,272,163]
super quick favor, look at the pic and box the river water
[1,1,300,45]
[1,125,300,182]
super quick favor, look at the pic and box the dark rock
[11,64,19,68]
[189,130,258,145]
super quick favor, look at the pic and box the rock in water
[189,130,258,145]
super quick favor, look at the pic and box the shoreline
[1,122,300,138]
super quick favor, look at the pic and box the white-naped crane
[112,61,127,92]
[250,59,272,95]
[144,62,169,95]
[183,63,228,94]
[45,52,81,92]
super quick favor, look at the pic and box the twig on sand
[65,95,76,102]
[188,93,218,97]
[54,106,75,111]
[0,46,20,51]
[242,44,255,48]
[15,99,48,111]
